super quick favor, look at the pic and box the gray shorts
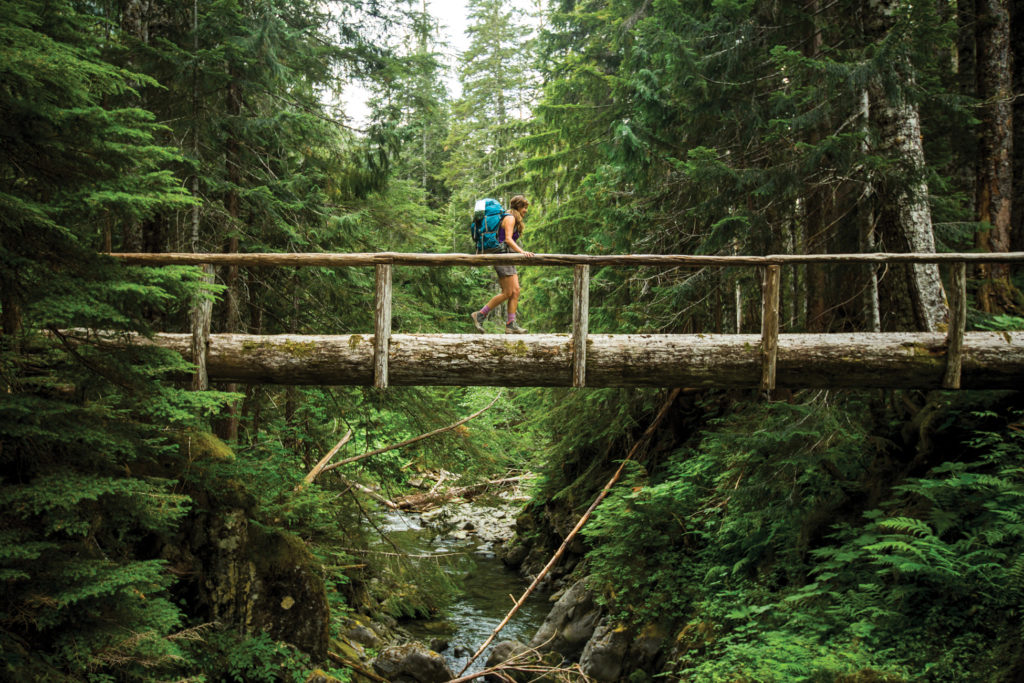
[481,247,517,279]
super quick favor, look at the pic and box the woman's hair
[509,195,529,234]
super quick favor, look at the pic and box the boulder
[630,622,668,669]
[498,541,528,568]
[483,640,561,683]
[341,614,384,651]
[372,643,453,683]
[484,639,530,669]
[528,578,602,660]
[579,621,631,681]
[577,618,669,680]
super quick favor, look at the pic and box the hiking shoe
[505,320,528,334]
[470,311,486,333]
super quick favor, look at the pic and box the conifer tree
[0,1,216,676]
[525,0,961,334]
[972,0,1021,313]
[442,0,538,206]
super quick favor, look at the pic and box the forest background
[2,0,1024,681]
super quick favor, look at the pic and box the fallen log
[136,331,1024,389]
[392,475,533,511]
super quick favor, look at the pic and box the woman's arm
[502,215,534,256]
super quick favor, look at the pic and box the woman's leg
[471,277,515,331]
[484,276,515,311]
[505,274,521,317]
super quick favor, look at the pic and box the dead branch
[457,388,683,675]
[393,475,534,511]
[445,636,592,682]
[338,475,398,509]
[320,392,502,474]
[295,429,353,490]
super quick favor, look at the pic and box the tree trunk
[975,0,1018,311]
[1013,0,1024,253]
[861,0,947,332]
[871,83,947,331]
[804,0,830,332]
[219,71,243,442]
[189,264,215,391]
[857,89,881,332]
[136,331,1024,389]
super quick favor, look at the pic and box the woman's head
[509,195,529,233]
[509,195,529,213]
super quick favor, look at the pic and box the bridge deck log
[141,331,1024,389]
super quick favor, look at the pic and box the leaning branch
[295,429,353,490]
[456,388,683,676]
[320,392,502,474]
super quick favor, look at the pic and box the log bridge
[113,252,1024,391]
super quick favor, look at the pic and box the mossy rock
[200,510,330,660]
[330,636,367,663]
[177,428,235,462]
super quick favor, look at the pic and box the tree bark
[804,0,830,332]
[975,0,1019,312]
[871,83,948,331]
[135,331,1024,389]
[218,70,243,441]
[189,264,215,390]
[1013,0,1024,253]
[862,0,947,332]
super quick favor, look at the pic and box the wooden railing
[112,251,1024,391]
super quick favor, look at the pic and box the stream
[375,504,550,675]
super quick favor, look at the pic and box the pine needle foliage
[575,391,1024,680]
[0,2,225,678]
[522,0,975,335]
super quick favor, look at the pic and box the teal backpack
[470,198,509,252]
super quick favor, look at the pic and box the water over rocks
[419,498,518,545]
[342,493,674,681]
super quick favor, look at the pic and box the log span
[142,331,1024,389]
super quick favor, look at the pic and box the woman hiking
[470,194,534,334]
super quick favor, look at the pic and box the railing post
[374,262,393,389]
[943,262,967,389]
[572,264,590,388]
[760,265,781,394]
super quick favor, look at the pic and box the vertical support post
[943,262,967,389]
[374,263,393,390]
[760,265,781,394]
[733,239,742,333]
[572,264,590,388]
[189,263,215,391]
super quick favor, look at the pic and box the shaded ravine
[375,507,550,675]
